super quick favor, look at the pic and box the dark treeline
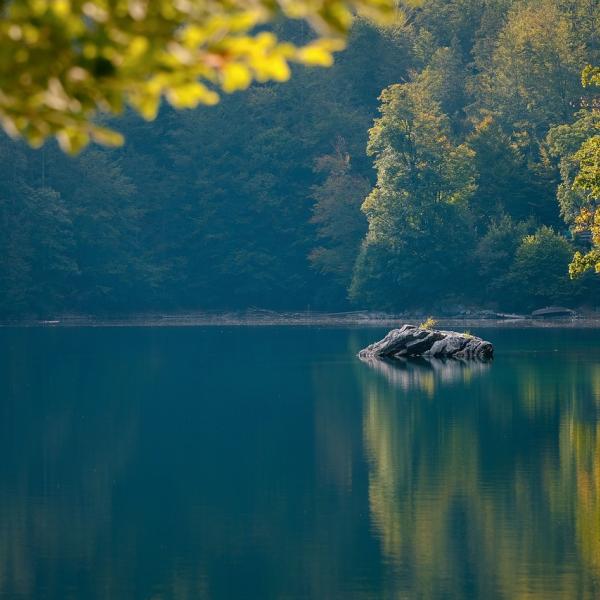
[1,0,599,317]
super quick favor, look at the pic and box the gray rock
[405,331,444,355]
[531,306,577,318]
[358,325,493,360]
[426,335,467,357]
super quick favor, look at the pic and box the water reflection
[359,354,491,395]
[359,338,600,598]
[1,328,600,598]
[561,419,600,577]
[0,330,142,598]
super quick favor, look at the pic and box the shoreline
[2,310,600,328]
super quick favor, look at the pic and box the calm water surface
[1,326,600,599]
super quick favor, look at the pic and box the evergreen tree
[468,118,559,226]
[309,141,370,303]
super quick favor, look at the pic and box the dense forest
[1,0,599,317]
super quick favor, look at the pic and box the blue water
[1,326,599,599]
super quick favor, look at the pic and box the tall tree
[475,0,588,142]
[547,108,600,227]
[548,66,600,277]
[350,81,477,310]
[309,140,370,301]
[469,117,559,227]
[506,226,580,309]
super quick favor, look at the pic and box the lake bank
[3,310,600,328]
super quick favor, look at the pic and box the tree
[2,0,599,318]
[349,81,477,310]
[0,186,33,315]
[569,135,600,276]
[0,0,401,152]
[414,43,468,131]
[550,66,600,277]
[547,109,600,226]
[475,0,588,141]
[469,117,559,227]
[507,226,578,309]
[0,137,78,316]
[415,0,490,61]
[23,186,78,313]
[473,214,532,305]
[309,141,370,299]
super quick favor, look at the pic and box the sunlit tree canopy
[0,0,402,152]
[568,66,600,277]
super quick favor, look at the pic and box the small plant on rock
[419,317,438,330]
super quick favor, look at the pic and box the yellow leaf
[255,31,277,48]
[131,90,161,120]
[53,0,71,17]
[128,36,149,59]
[57,127,90,154]
[253,55,290,82]
[90,126,124,146]
[297,45,334,67]
[221,63,252,92]
[167,82,219,108]
[297,37,345,66]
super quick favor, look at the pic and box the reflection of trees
[0,327,380,599]
[0,330,142,598]
[359,353,600,598]
[3,327,600,598]
[307,360,376,598]
[560,418,600,576]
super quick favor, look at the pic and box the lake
[1,326,600,599]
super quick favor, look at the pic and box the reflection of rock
[359,325,493,360]
[359,354,490,392]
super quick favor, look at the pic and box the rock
[405,331,445,355]
[427,336,467,356]
[358,325,493,360]
[477,310,526,320]
[531,306,577,318]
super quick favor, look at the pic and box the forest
[1,0,599,317]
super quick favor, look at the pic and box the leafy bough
[0,0,410,152]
